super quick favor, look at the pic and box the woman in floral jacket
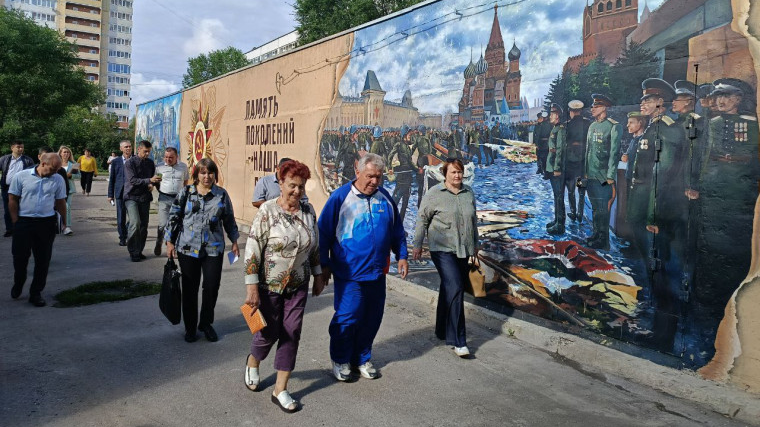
[242,159,325,413]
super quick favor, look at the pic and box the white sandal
[271,390,300,413]
[244,354,259,392]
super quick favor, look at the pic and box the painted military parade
[319,67,759,364]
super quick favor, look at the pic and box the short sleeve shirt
[9,168,66,217]
[156,162,189,195]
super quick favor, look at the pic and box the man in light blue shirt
[9,153,67,307]
[251,157,308,208]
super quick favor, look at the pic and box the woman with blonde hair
[58,145,79,235]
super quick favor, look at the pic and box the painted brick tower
[505,41,522,108]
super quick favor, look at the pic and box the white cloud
[182,18,229,57]
[130,73,181,115]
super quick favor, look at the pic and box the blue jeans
[430,251,468,347]
[125,199,150,257]
[329,277,386,365]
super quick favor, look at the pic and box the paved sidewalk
[0,179,754,426]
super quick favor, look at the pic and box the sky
[130,0,663,115]
[340,0,665,115]
[130,0,297,114]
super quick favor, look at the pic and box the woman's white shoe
[244,354,259,391]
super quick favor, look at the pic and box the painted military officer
[672,80,705,200]
[336,126,360,184]
[564,100,591,223]
[534,112,552,175]
[545,103,567,235]
[622,111,647,249]
[638,78,687,353]
[583,94,621,250]
[413,125,433,208]
[689,79,760,364]
[388,125,415,220]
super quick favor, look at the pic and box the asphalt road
[0,178,749,426]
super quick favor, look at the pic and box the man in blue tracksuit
[318,153,409,382]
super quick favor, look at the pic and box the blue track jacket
[318,182,408,282]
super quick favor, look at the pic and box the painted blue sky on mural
[339,0,663,115]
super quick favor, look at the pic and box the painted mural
[135,92,182,164]
[136,0,760,379]
[318,0,758,369]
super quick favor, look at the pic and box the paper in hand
[227,251,239,265]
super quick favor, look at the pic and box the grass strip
[54,279,161,307]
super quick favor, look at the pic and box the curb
[386,276,760,425]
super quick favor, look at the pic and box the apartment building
[5,0,133,127]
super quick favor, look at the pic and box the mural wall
[135,92,182,164]
[136,0,760,387]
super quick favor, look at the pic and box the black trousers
[549,175,566,227]
[178,253,224,334]
[430,251,468,347]
[12,216,57,297]
[125,200,150,257]
[80,172,94,194]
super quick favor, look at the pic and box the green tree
[182,47,251,88]
[609,41,659,108]
[573,58,612,108]
[545,74,570,115]
[0,9,103,153]
[294,0,425,46]
[46,106,123,167]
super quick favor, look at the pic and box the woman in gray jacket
[412,158,479,358]
[166,158,240,343]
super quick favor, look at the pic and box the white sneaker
[357,361,378,379]
[63,226,73,236]
[332,360,351,381]
[454,346,470,358]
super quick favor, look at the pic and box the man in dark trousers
[108,140,133,246]
[0,140,35,237]
[564,100,591,222]
[9,153,67,307]
[533,112,552,175]
[124,140,160,262]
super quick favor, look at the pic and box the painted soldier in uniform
[545,103,567,235]
[481,122,494,165]
[413,125,433,208]
[467,124,482,166]
[564,100,591,223]
[622,111,647,248]
[388,125,415,220]
[638,78,687,353]
[689,80,760,364]
[534,112,552,176]
[446,125,461,160]
[336,126,360,184]
[369,125,387,164]
[583,94,621,250]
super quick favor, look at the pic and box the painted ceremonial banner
[137,0,760,387]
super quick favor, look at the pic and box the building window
[597,2,604,13]
[606,1,612,11]
[625,0,631,5]
[616,0,622,8]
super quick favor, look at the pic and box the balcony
[66,0,102,8]
[67,36,99,47]
[65,9,102,21]
[66,23,101,34]
[82,65,100,75]
[78,51,99,61]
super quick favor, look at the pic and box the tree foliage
[182,47,251,88]
[610,41,659,107]
[46,106,127,167]
[294,0,426,46]
[0,8,103,152]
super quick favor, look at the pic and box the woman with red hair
[243,159,325,413]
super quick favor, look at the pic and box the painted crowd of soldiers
[321,119,507,221]
[537,76,758,360]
